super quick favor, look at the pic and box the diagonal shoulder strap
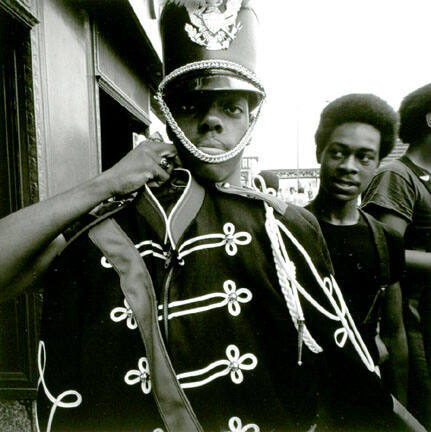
[360,210,390,324]
[63,197,134,245]
[88,218,203,432]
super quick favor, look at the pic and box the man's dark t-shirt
[362,157,431,428]
[362,158,431,252]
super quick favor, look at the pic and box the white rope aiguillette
[254,176,375,372]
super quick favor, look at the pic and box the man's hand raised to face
[0,135,180,299]
[100,137,180,196]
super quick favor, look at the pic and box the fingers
[172,154,182,168]
[137,137,180,176]
[145,151,173,188]
[105,136,180,194]
[142,137,177,158]
[158,153,181,175]
[147,152,171,182]
[141,138,177,160]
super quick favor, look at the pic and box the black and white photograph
[0,0,430,431]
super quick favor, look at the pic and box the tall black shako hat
[156,0,265,164]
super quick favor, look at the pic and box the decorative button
[223,280,252,316]
[124,357,152,394]
[110,299,138,330]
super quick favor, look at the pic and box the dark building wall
[0,0,161,429]
[35,0,99,196]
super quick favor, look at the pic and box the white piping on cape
[144,168,194,250]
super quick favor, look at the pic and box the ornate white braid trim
[156,59,266,163]
[251,176,320,356]
[262,201,375,372]
[252,174,277,197]
[157,279,252,320]
[149,420,261,432]
[124,357,152,394]
[110,298,138,330]
[101,240,165,268]
[177,222,252,261]
[264,207,323,356]
[35,341,82,432]
[228,416,260,432]
[177,344,257,389]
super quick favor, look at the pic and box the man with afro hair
[362,83,431,429]
[307,93,409,407]
[314,93,398,162]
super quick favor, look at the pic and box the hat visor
[187,73,260,93]
[165,70,263,109]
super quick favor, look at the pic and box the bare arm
[380,281,408,405]
[377,212,431,276]
[0,139,177,301]
[405,250,431,274]
[376,212,408,238]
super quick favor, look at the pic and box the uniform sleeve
[362,170,416,223]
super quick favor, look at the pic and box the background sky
[246,0,431,170]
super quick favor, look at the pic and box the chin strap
[156,59,265,164]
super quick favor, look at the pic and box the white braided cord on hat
[254,177,376,371]
[156,59,266,164]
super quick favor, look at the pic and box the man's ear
[316,149,322,164]
[426,112,431,128]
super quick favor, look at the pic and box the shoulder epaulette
[215,182,288,216]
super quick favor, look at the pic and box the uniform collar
[135,169,205,249]
[135,171,287,248]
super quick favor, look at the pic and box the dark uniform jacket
[37,170,396,432]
